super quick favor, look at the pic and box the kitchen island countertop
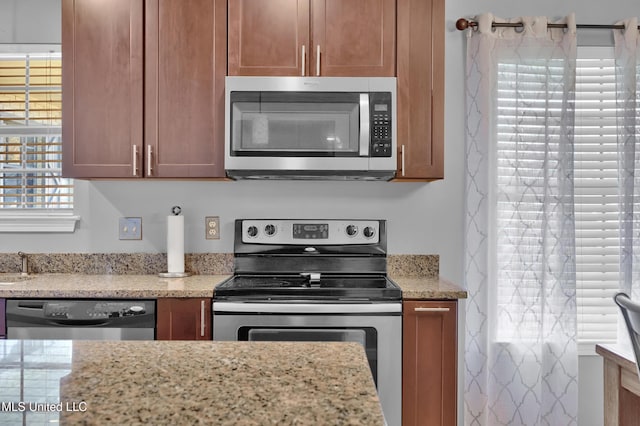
[0,273,466,300]
[0,340,384,425]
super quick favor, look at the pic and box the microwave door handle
[359,94,370,157]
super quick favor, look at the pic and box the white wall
[4,0,640,425]
[0,0,60,44]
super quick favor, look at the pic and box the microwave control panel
[370,92,392,157]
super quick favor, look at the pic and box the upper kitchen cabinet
[395,0,444,180]
[62,0,143,178]
[62,0,226,178]
[144,0,226,178]
[227,0,395,77]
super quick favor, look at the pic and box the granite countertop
[0,273,466,300]
[390,275,467,300]
[0,340,383,425]
[0,274,230,298]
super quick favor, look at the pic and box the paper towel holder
[159,271,191,278]
[159,205,192,278]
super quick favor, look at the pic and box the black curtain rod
[455,18,636,31]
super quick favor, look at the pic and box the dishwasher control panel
[7,299,155,321]
[44,301,150,319]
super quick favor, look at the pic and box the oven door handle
[212,302,401,314]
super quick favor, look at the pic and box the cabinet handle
[301,45,306,76]
[132,145,138,176]
[414,307,450,312]
[401,144,406,177]
[147,145,153,177]
[316,45,321,76]
[200,300,205,337]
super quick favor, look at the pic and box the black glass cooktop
[214,274,402,301]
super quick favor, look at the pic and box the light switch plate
[205,216,220,240]
[119,217,142,240]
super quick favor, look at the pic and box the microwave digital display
[293,223,329,239]
[374,104,388,112]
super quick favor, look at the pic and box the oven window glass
[240,327,378,384]
[230,92,360,156]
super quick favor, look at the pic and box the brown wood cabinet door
[228,0,310,76]
[395,0,444,180]
[156,298,212,340]
[0,298,5,338]
[403,300,457,426]
[145,0,226,178]
[311,0,395,77]
[62,0,144,178]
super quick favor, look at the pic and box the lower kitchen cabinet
[156,298,211,340]
[0,298,5,338]
[403,300,457,426]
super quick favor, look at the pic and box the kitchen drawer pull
[132,145,138,176]
[414,307,450,312]
[301,45,306,76]
[316,45,321,76]
[200,300,205,337]
[147,145,153,177]
[401,144,406,177]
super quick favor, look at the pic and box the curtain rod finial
[456,18,471,31]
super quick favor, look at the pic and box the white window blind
[493,56,567,342]
[574,47,619,352]
[0,51,72,210]
[494,47,620,352]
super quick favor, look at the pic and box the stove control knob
[346,225,358,237]
[363,226,376,239]
[247,226,258,237]
[264,224,276,236]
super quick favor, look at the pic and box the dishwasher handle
[16,301,45,310]
[46,319,111,327]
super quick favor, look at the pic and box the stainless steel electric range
[213,219,402,426]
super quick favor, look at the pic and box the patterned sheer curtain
[464,13,579,425]
[616,19,640,307]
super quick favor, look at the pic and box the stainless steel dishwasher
[6,299,156,340]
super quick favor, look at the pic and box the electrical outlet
[119,217,142,240]
[205,216,220,240]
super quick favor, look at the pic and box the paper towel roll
[167,215,185,274]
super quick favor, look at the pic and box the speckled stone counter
[0,273,466,300]
[0,274,230,298]
[391,275,467,300]
[0,340,384,425]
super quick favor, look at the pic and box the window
[494,55,569,343]
[574,47,620,352]
[0,48,78,232]
[0,340,72,424]
[494,46,621,353]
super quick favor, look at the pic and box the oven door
[212,302,401,426]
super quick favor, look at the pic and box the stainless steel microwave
[224,76,397,180]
